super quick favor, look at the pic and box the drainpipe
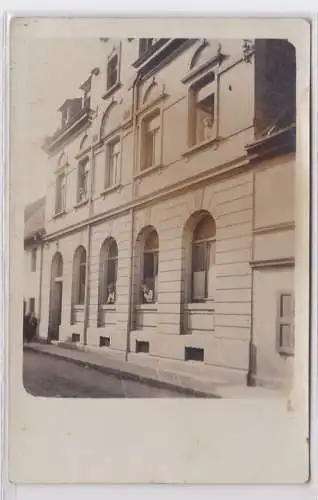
[36,233,44,340]
[125,71,141,361]
[247,170,257,386]
[83,141,95,346]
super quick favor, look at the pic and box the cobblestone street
[23,350,192,398]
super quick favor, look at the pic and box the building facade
[38,38,296,390]
[24,197,46,322]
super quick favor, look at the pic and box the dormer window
[61,107,70,128]
[83,90,91,111]
[107,54,119,91]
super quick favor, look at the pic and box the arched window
[99,238,118,305]
[191,214,216,301]
[141,229,159,304]
[51,252,63,280]
[72,246,87,305]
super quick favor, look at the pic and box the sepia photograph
[8,17,310,485]
[22,35,297,399]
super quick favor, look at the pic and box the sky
[24,38,103,205]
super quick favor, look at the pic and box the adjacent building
[24,196,46,323]
[35,38,296,391]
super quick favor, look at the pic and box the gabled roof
[24,196,46,242]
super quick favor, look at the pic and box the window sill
[73,305,84,310]
[74,198,89,209]
[182,136,219,158]
[102,81,121,100]
[99,304,116,311]
[134,163,163,180]
[101,184,122,197]
[185,301,215,312]
[52,209,66,219]
[136,304,157,311]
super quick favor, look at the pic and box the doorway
[48,252,63,341]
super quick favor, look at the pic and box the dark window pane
[144,252,154,280]
[192,243,207,272]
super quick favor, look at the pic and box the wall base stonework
[86,326,127,351]
[59,324,85,343]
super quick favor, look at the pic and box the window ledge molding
[134,163,163,180]
[136,304,157,311]
[101,183,122,197]
[102,81,122,101]
[73,304,85,310]
[52,209,66,219]
[74,198,89,209]
[185,302,215,312]
[182,136,219,158]
[253,222,295,235]
[250,257,295,269]
[99,304,116,311]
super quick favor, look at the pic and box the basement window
[99,336,111,347]
[71,333,80,343]
[185,346,204,362]
[136,340,150,353]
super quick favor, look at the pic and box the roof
[24,196,46,241]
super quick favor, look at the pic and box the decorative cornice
[43,154,252,242]
[132,39,170,69]
[135,39,196,80]
[253,221,295,235]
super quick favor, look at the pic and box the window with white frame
[107,53,119,91]
[191,214,216,302]
[31,247,37,272]
[55,172,66,214]
[141,230,159,304]
[99,238,118,305]
[105,138,120,189]
[189,72,217,147]
[72,246,87,305]
[276,291,294,356]
[77,158,89,203]
[141,111,161,170]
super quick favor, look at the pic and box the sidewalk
[23,342,284,399]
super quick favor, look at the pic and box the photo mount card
[7,16,311,484]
